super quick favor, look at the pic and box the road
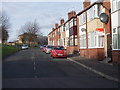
[2,48,119,88]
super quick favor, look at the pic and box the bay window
[113,27,120,49]
[88,31,104,48]
[80,34,86,48]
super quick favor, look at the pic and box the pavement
[67,54,120,83]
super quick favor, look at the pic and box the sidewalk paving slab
[68,55,120,83]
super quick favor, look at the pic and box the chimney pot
[83,0,91,9]
[52,28,54,31]
[55,23,59,28]
[68,11,76,19]
[60,19,64,25]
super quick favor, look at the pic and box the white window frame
[112,26,120,50]
[80,34,86,49]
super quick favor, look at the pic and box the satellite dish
[100,13,109,23]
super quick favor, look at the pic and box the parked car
[45,45,53,54]
[42,45,46,52]
[51,46,67,58]
[22,44,28,49]
[40,45,43,49]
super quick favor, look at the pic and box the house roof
[48,1,103,36]
[77,1,103,16]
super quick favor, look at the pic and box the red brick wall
[67,46,78,54]
[112,50,120,64]
[80,48,105,60]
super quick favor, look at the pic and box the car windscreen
[23,45,28,46]
[47,46,53,48]
[54,47,65,50]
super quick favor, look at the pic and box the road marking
[34,62,35,65]
[67,58,120,83]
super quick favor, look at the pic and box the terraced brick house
[111,0,120,63]
[77,0,111,60]
[48,11,78,54]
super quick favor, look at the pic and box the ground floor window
[98,35,104,47]
[80,34,86,48]
[75,38,78,45]
[65,37,69,46]
[58,39,60,45]
[88,31,104,48]
[70,38,74,46]
[113,26,120,49]
[88,32,96,47]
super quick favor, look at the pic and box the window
[75,38,78,45]
[113,27,120,49]
[74,18,77,26]
[65,37,69,46]
[98,35,104,47]
[88,31,104,48]
[98,4,102,16]
[80,12,86,25]
[113,33,118,49]
[88,32,96,47]
[80,34,86,48]
[69,36,74,46]
[118,0,120,9]
[112,0,117,12]
[66,23,69,30]
[118,27,120,49]
[69,19,73,28]
[87,6,94,21]
[64,38,65,46]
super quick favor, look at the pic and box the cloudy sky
[1,0,95,42]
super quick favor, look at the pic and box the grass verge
[1,44,21,58]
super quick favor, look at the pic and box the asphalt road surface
[2,48,119,88]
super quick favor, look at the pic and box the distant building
[111,0,120,63]
[18,33,38,46]
[48,11,78,54]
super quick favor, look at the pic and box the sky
[1,0,96,42]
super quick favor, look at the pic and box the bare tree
[20,19,41,35]
[37,35,48,45]
[0,12,10,43]
[19,19,42,46]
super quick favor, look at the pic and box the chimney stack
[68,11,76,19]
[55,23,59,28]
[52,28,54,31]
[60,19,64,25]
[83,0,91,9]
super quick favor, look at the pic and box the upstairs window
[69,19,73,28]
[80,12,86,25]
[112,0,117,12]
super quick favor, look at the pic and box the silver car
[45,45,53,54]
[22,44,28,49]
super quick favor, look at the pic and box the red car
[51,46,67,58]
[42,45,46,52]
